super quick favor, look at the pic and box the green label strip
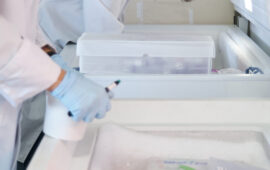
[179,165,195,170]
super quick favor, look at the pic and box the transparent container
[77,33,215,75]
[80,56,211,75]
[75,25,270,99]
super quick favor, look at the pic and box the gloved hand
[50,54,111,122]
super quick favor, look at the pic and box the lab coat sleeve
[0,16,61,107]
[35,24,54,48]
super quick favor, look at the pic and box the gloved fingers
[103,97,111,113]
[83,112,96,122]
[71,114,83,122]
[69,106,89,122]
[95,104,109,119]
[107,91,114,99]
[83,102,103,122]
[106,102,112,112]
[71,102,111,122]
[95,111,106,119]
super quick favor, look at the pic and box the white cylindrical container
[43,93,87,141]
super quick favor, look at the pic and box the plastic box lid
[77,33,215,58]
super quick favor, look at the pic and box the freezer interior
[34,1,270,170]
[78,25,270,75]
[75,24,270,99]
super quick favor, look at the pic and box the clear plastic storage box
[74,26,270,99]
[77,33,215,74]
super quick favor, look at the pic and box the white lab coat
[39,0,128,51]
[0,0,61,169]
[39,0,85,51]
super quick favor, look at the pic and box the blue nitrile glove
[51,54,71,71]
[51,55,111,122]
[245,67,264,74]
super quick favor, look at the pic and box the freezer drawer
[76,25,270,99]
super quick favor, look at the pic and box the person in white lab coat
[0,0,111,169]
[39,0,128,51]
[21,0,127,163]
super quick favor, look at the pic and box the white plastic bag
[208,158,266,170]
[145,159,209,170]
[143,158,267,170]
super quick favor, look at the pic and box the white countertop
[28,99,270,170]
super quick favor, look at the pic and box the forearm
[0,18,61,106]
